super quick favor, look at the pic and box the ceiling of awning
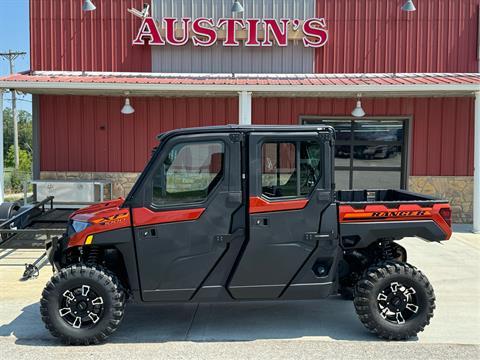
[0,71,478,98]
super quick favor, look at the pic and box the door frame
[129,132,244,301]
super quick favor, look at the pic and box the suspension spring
[380,241,395,260]
[86,246,101,265]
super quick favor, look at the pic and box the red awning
[2,71,479,86]
[1,71,478,97]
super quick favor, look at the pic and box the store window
[261,140,323,198]
[152,141,224,206]
[302,118,407,190]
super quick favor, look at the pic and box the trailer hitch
[22,263,40,280]
[20,251,47,281]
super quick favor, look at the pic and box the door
[229,131,333,299]
[303,118,407,190]
[132,133,242,302]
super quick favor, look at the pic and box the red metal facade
[30,0,479,74]
[39,95,237,172]
[315,0,480,73]
[40,95,473,177]
[252,97,474,177]
[30,0,151,72]
[32,1,477,178]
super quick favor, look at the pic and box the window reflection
[335,170,350,190]
[353,146,402,165]
[306,118,406,190]
[353,121,404,142]
[353,171,401,189]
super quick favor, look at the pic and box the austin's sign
[132,17,328,48]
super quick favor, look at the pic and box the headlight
[71,220,91,233]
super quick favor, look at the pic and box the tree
[5,145,31,173]
[5,145,32,191]
[2,107,32,162]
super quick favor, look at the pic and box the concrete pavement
[0,230,479,359]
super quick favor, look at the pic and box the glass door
[303,118,407,190]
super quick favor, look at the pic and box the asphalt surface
[0,228,479,359]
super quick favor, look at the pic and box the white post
[0,90,4,203]
[238,91,252,125]
[473,91,480,233]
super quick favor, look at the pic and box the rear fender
[339,203,452,249]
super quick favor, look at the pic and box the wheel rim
[377,281,419,325]
[58,285,104,329]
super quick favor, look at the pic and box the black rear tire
[353,261,435,340]
[40,265,125,345]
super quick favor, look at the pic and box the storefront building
[0,0,479,228]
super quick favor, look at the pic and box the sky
[0,0,31,112]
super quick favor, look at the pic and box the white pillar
[473,91,480,233]
[0,91,4,203]
[238,91,252,125]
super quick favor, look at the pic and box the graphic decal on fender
[343,210,432,221]
[338,203,452,239]
[249,196,308,214]
[90,212,130,226]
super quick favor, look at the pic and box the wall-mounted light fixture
[351,94,366,118]
[121,93,135,115]
[401,0,416,12]
[82,0,96,11]
[231,1,244,14]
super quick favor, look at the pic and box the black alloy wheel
[353,261,435,340]
[376,281,419,325]
[40,265,125,345]
[58,284,105,329]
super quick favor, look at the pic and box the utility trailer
[0,197,72,279]
[0,181,112,279]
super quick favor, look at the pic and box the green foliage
[3,107,32,161]
[9,169,25,192]
[5,145,32,191]
[5,145,32,173]
[2,107,33,191]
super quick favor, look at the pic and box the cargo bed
[336,189,452,248]
[336,189,448,206]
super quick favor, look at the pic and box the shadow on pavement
[0,297,388,346]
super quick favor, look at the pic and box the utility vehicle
[41,125,452,344]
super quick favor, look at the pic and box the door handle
[141,228,156,238]
[252,217,269,227]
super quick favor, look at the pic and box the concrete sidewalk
[0,232,479,359]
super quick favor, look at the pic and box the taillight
[439,207,452,227]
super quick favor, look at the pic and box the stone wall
[39,172,140,199]
[409,176,473,224]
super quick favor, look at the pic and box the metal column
[473,92,480,233]
[238,91,252,125]
[0,91,4,203]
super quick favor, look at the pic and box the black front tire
[353,261,435,340]
[40,265,125,345]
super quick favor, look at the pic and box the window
[261,140,323,198]
[303,118,406,190]
[152,141,224,206]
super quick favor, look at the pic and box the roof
[156,124,334,140]
[0,71,478,97]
